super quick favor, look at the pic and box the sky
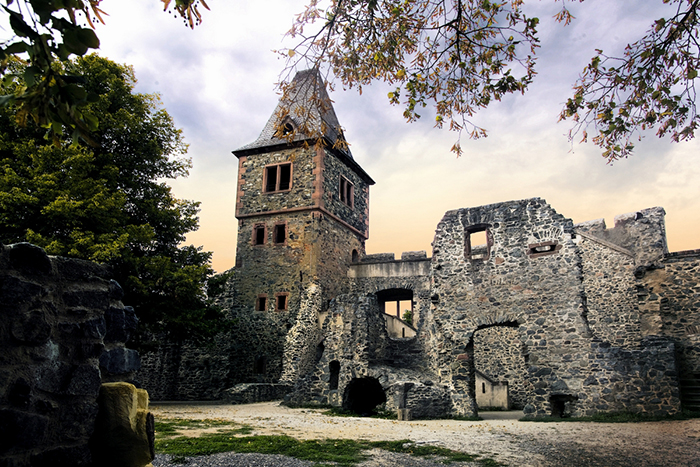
[85,0,700,272]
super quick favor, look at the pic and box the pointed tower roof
[233,69,374,184]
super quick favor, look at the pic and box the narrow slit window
[253,224,266,245]
[263,163,292,193]
[256,295,267,312]
[273,224,286,244]
[339,177,354,208]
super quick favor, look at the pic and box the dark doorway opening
[550,394,578,418]
[342,377,386,415]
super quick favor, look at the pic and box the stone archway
[342,377,386,415]
[470,321,528,410]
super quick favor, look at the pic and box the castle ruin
[136,70,700,418]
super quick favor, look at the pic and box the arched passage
[471,321,528,410]
[342,377,386,415]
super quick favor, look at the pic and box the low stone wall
[0,243,138,467]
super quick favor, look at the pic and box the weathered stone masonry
[0,243,141,467]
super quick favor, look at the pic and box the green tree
[0,0,208,143]
[0,54,223,345]
[284,0,700,161]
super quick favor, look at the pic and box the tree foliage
[0,55,224,345]
[561,0,700,161]
[0,0,208,144]
[284,0,700,160]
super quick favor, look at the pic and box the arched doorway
[342,377,386,415]
[471,321,527,410]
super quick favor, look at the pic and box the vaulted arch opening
[342,377,386,415]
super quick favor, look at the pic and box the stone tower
[232,69,374,315]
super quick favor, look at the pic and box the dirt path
[151,402,700,466]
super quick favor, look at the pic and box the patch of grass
[155,418,253,439]
[519,409,700,423]
[155,432,502,466]
[156,434,368,466]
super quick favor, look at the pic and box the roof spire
[234,69,352,158]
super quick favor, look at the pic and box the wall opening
[550,394,578,418]
[253,224,266,245]
[377,288,413,318]
[253,356,267,375]
[342,377,386,415]
[329,360,340,390]
[273,224,287,244]
[351,249,359,263]
[465,225,491,261]
[472,321,527,410]
[256,295,267,312]
[264,163,292,192]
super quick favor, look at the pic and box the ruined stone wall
[430,198,588,417]
[577,337,680,416]
[638,250,700,380]
[578,235,642,346]
[473,326,528,409]
[0,243,137,467]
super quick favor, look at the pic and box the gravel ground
[151,402,700,467]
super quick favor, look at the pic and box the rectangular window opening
[256,295,267,312]
[254,224,266,245]
[279,164,291,190]
[264,163,292,193]
[273,224,286,244]
[276,293,289,312]
[466,227,490,261]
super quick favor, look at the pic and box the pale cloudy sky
[90,0,699,272]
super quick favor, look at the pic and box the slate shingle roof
[233,69,352,159]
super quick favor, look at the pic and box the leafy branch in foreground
[284,0,700,160]
[560,0,700,162]
[282,0,542,156]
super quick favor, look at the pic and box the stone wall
[0,243,138,467]
[577,234,641,347]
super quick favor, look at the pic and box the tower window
[253,224,266,245]
[339,176,354,208]
[273,223,287,244]
[256,295,267,312]
[276,293,289,312]
[264,163,292,193]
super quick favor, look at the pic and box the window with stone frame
[527,241,562,258]
[256,294,267,312]
[253,223,266,245]
[263,162,292,193]
[273,223,287,245]
[275,293,289,312]
[465,225,491,261]
[339,176,354,208]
